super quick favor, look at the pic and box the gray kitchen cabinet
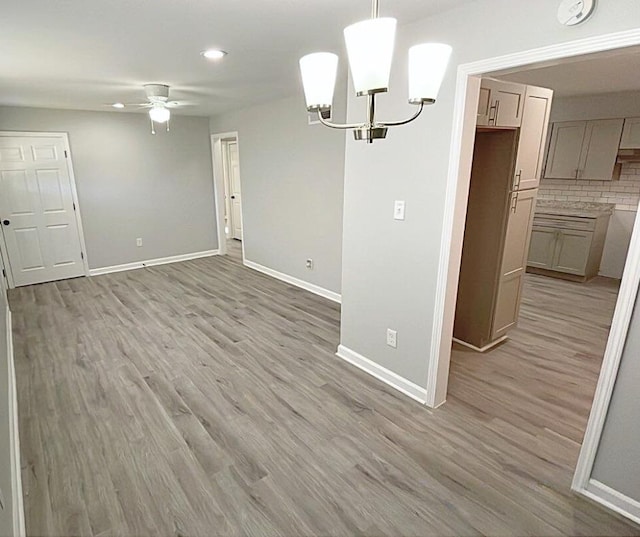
[492,188,537,340]
[620,117,640,149]
[454,128,539,350]
[528,226,557,269]
[527,213,611,281]
[477,79,526,128]
[553,229,593,275]
[544,119,624,180]
[513,85,554,191]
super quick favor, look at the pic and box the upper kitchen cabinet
[513,86,554,191]
[620,117,640,149]
[477,79,526,128]
[545,119,624,180]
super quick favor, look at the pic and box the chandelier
[299,0,452,143]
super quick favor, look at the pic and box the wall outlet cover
[394,200,406,221]
[386,328,397,348]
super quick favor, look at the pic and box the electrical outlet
[136,238,143,247]
[386,328,397,348]
[306,258,313,270]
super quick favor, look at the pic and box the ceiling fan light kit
[144,84,171,134]
[299,0,452,143]
[149,103,171,123]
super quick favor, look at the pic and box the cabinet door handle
[488,104,497,125]
[514,170,522,190]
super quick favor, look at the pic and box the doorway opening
[0,131,89,288]
[428,30,640,525]
[211,132,245,261]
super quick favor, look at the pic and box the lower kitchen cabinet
[527,213,611,281]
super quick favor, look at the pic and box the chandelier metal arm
[316,110,365,130]
[378,102,424,127]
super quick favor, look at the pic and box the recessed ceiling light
[201,49,227,60]
[112,102,125,108]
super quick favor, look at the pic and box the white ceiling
[1,0,474,117]
[498,46,640,97]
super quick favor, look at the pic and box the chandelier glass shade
[300,53,339,110]
[299,0,452,142]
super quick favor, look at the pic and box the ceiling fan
[110,84,189,134]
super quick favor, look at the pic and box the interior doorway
[222,139,243,241]
[211,131,245,260]
[0,131,89,287]
[427,31,640,525]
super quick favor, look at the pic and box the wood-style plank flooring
[10,241,639,536]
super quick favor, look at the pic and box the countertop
[535,200,615,218]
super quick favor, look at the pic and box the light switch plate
[394,200,406,221]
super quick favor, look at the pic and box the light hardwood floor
[9,248,639,536]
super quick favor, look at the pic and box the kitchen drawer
[532,215,597,231]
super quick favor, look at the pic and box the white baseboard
[580,479,640,526]
[89,250,220,276]
[243,259,341,303]
[335,345,428,404]
[6,306,25,537]
[452,335,508,353]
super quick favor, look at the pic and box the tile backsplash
[538,162,640,211]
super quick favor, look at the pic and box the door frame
[426,28,640,520]
[210,131,246,262]
[0,131,90,288]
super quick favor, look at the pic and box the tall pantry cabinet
[454,81,553,351]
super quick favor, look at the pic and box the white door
[0,135,86,287]
[227,142,243,240]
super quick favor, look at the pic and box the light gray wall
[591,293,640,501]
[340,1,640,385]
[209,77,347,295]
[0,107,218,270]
[0,261,12,536]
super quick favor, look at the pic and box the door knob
[231,195,236,199]
[2,220,9,226]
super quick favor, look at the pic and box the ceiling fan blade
[166,101,196,108]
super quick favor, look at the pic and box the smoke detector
[557,0,595,26]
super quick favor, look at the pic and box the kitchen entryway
[0,132,87,287]
[441,45,640,515]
